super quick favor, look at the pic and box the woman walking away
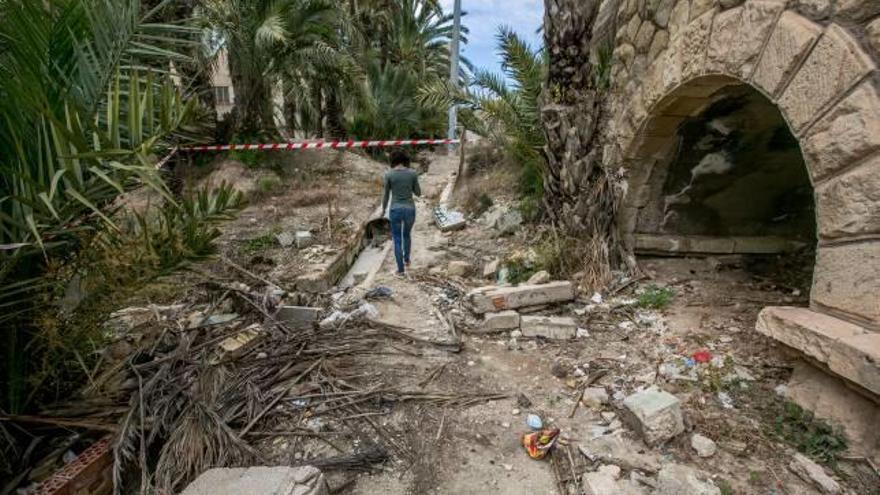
[382,150,421,276]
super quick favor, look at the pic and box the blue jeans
[389,207,415,273]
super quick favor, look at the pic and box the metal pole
[447,0,462,146]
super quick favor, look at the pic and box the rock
[526,270,551,285]
[483,259,500,279]
[277,306,321,328]
[793,0,832,19]
[654,464,720,495]
[351,270,368,285]
[295,231,314,248]
[789,453,841,494]
[181,466,328,495]
[276,231,295,247]
[621,386,684,446]
[521,315,577,340]
[690,433,717,457]
[598,464,621,480]
[484,206,523,235]
[480,310,521,333]
[582,468,647,495]
[582,387,610,408]
[447,260,473,277]
[836,0,880,21]
[468,281,575,313]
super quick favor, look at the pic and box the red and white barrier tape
[182,138,458,152]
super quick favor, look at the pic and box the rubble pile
[33,279,503,493]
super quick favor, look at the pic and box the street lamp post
[447,0,462,146]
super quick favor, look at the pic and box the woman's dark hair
[389,149,411,167]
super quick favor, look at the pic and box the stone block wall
[597,0,880,328]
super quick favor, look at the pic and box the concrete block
[479,310,521,333]
[295,231,314,248]
[468,281,575,313]
[526,270,551,285]
[520,315,577,340]
[756,306,880,395]
[621,386,684,446]
[182,466,328,495]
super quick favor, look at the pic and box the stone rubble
[621,387,685,446]
[520,315,577,340]
[526,270,551,285]
[654,464,721,495]
[182,466,328,495]
[468,281,575,313]
[447,260,473,277]
[479,310,521,333]
[690,433,717,458]
[789,453,841,494]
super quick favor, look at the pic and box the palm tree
[420,27,547,195]
[201,0,343,138]
[0,0,206,413]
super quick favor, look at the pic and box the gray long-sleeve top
[382,167,421,211]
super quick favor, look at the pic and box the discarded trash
[364,286,393,300]
[522,427,560,460]
[717,391,734,409]
[526,414,543,430]
[692,350,712,363]
[683,358,696,369]
[590,292,603,304]
[433,206,467,231]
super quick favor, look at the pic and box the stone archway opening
[624,76,817,294]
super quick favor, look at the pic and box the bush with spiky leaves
[0,0,230,415]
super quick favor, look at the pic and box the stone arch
[608,2,880,331]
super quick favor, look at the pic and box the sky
[438,0,544,76]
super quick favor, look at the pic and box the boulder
[621,386,684,446]
[484,206,523,235]
[521,315,577,340]
[182,466,328,495]
[789,453,841,494]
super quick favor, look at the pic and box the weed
[258,176,281,194]
[749,470,763,485]
[636,284,675,309]
[229,149,265,169]
[717,479,734,495]
[462,189,494,216]
[771,400,847,466]
[242,227,281,254]
[289,189,337,207]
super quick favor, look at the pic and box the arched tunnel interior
[634,83,817,293]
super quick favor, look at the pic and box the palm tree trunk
[541,0,633,288]
[228,41,277,138]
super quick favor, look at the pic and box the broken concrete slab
[182,466,328,495]
[578,435,662,473]
[520,315,577,340]
[479,310,520,333]
[756,306,880,396]
[468,281,575,313]
[277,306,321,327]
[789,453,841,494]
[654,464,720,495]
[621,386,684,446]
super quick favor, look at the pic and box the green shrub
[636,285,675,309]
[772,401,847,466]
